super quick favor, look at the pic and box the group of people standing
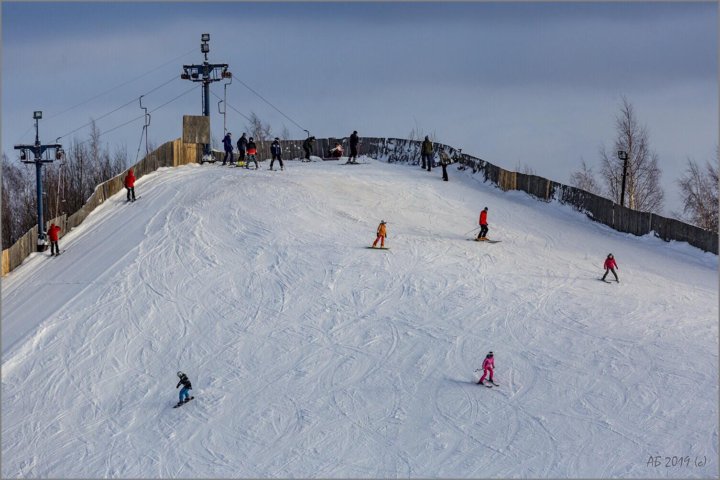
[221,132,264,170]
[421,136,450,181]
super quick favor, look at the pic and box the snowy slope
[2,159,717,478]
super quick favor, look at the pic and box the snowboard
[173,396,194,408]
[366,246,389,250]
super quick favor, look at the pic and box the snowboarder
[175,371,193,406]
[302,136,315,161]
[477,351,495,385]
[270,137,284,171]
[602,253,620,282]
[421,136,433,170]
[222,132,233,165]
[236,133,248,166]
[246,137,259,169]
[124,168,136,202]
[477,207,489,240]
[48,222,61,256]
[348,131,359,164]
[372,220,387,248]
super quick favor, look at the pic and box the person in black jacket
[176,371,193,405]
[236,133,248,166]
[270,138,284,171]
[302,136,315,161]
[246,137,259,169]
[347,130,359,164]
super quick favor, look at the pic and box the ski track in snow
[2,160,718,478]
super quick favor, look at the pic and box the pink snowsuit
[480,356,494,382]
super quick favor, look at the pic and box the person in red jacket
[124,168,136,202]
[602,253,619,282]
[476,207,489,240]
[47,223,61,256]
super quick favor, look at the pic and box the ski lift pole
[218,75,232,136]
[14,111,63,251]
[139,95,150,156]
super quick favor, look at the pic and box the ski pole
[464,226,481,236]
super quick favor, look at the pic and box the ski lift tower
[13,111,64,252]
[180,33,231,162]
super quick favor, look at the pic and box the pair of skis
[475,369,499,388]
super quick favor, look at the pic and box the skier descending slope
[174,371,194,407]
[371,220,388,249]
[476,351,498,387]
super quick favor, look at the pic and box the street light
[618,150,629,207]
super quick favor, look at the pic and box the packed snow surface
[2,159,717,478]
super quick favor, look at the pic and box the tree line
[2,122,128,249]
[570,96,718,232]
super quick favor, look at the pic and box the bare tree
[246,111,272,141]
[570,159,601,195]
[515,162,535,175]
[677,151,718,231]
[1,153,37,248]
[280,125,291,141]
[599,96,664,212]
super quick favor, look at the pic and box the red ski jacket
[48,224,61,242]
[479,210,488,225]
[604,257,618,270]
[124,170,135,188]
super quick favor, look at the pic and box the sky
[2,1,717,216]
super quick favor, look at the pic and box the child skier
[477,351,495,385]
[246,137,259,169]
[372,220,387,248]
[602,253,619,282]
[175,371,193,406]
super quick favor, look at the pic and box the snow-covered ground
[2,158,717,478]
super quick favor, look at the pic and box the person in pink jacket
[477,351,495,385]
[602,253,619,282]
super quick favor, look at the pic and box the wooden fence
[2,139,200,275]
[3,134,715,276]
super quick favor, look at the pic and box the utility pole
[617,150,629,207]
[14,111,64,252]
[180,33,231,162]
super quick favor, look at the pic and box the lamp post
[14,111,64,252]
[617,150,629,207]
[181,33,232,162]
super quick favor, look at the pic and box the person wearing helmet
[175,371,193,406]
[477,351,495,385]
[245,137,259,169]
[477,207,489,240]
[602,253,619,282]
[372,220,388,248]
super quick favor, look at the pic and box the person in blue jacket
[222,132,233,165]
